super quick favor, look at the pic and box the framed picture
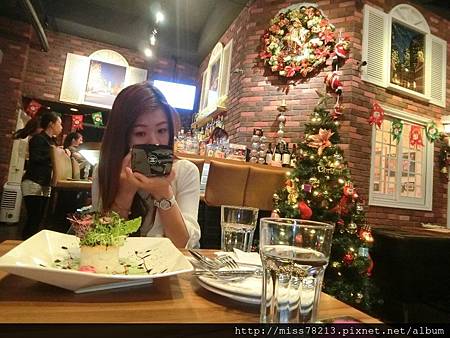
[84,60,127,107]
[206,56,221,109]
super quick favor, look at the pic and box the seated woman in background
[19,111,63,239]
[63,132,89,174]
[207,127,228,144]
[92,81,201,248]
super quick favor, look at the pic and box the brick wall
[0,17,32,185]
[0,16,198,184]
[199,0,450,228]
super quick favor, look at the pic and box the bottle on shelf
[290,144,297,168]
[282,142,291,168]
[265,143,273,165]
[272,142,282,167]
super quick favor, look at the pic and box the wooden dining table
[0,240,381,323]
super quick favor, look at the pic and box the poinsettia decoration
[307,128,334,155]
[72,115,84,130]
[391,118,403,143]
[92,112,103,127]
[259,5,339,79]
[369,102,384,128]
[410,125,424,148]
[425,121,439,142]
[25,99,42,118]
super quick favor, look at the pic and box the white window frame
[362,4,446,107]
[368,106,434,211]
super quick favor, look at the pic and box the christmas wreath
[259,5,347,78]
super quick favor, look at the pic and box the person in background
[207,127,228,144]
[20,111,63,239]
[63,132,88,173]
[92,81,201,248]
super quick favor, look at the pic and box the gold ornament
[346,222,358,234]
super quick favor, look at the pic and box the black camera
[131,144,173,177]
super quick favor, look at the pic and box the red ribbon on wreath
[410,125,424,148]
[72,115,84,130]
[369,102,384,128]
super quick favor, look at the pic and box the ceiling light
[156,11,164,23]
[144,48,153,57]
[150,34,156,46]
[70,108,79,112]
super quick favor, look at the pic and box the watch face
[159,199,172,210]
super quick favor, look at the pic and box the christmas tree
[273,87,380,313]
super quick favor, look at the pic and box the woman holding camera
[92,82,200,248]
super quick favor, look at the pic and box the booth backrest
[243,166,287,211]
[50,146,73,186]
[71,157,81,180]
[204,160,249,207]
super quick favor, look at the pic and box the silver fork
[216,255,239,269]
[188,250,226,270]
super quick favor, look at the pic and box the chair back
[71,157,81,180]
[204,160,249,207]
[178,156,204,178]
[243,166,287,211]
[50,146,73,186]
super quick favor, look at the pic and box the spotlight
[156,11,164,23]
[144,48,153,57]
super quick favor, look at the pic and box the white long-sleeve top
[92,159,201,248]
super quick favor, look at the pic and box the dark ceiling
[0,0,248,65]
[0,1,448,66]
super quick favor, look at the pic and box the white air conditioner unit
[0,182,22,223]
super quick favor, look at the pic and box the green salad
[68,212,141,247]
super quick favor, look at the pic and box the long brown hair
[98,81,180,213]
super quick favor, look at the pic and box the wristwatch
[153,195,176,211]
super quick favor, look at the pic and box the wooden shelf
[191,106,226,129]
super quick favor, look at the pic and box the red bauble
[343,252,354,265]
[298,201,312,220]
[359,226,374,243]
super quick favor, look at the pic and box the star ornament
[308,128,334,155]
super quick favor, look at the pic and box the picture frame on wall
[84,60,127,107]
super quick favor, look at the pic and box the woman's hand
[114,153,139,207]
[133,170,176,201]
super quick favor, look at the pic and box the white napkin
[215,249,261,267]
[233,248,262,266]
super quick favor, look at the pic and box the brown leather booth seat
[47,146,92,224]
[204,160,249,207]
[190,156,289,248]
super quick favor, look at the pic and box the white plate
[197,274,262,299]
[0,230,193,293]
[197,279,260,304]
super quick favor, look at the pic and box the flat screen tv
[153,80,196,111]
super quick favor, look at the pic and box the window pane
[391,21,425,93]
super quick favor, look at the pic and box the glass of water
[220,205,259,252]
[259,218,335,323]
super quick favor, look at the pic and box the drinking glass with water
[259,218,334,323]
[220,205,259,252]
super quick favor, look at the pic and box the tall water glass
[221,205,259,252]
[259,218,334,323]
